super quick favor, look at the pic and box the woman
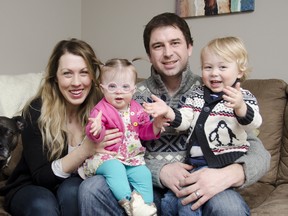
[0,38,121,216]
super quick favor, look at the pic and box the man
[133,12,270,215]
[79,12,270,215]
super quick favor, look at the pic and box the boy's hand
[222,82,247,117]
[143,94,173,119]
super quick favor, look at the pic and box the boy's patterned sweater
[174,85,262,168]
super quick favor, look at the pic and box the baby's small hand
[89,110,103,136]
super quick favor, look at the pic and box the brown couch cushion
[277,84,288,184]
[242,79,287,184]
[239,182,275,209]
[250,183,288,215]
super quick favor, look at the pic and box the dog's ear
[12,116,25,132]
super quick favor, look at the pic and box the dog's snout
[0,116,24,169]
[0,143,10,159]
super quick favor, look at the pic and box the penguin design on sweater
[209,120,238,146]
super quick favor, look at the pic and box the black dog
[0,116,25,169]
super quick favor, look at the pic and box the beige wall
[0,0,81,75]
[1,1,287,82]
[82,0,287,82]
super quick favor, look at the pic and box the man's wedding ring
[194,190,201,199]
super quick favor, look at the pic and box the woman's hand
[95,128,122,155]
[62,129,122,174]
[82,128,122,156]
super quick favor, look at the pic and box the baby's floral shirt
[81,107,146,177]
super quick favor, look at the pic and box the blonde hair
[23,38,102,161]
[201,36,251,81]
[98,58,139,84]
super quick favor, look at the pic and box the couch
[0,73,287,215]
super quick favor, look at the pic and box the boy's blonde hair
[201,36,251,81]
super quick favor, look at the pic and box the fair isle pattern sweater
[133,66,202,187]
[176,85,262,168]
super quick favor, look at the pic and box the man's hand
[160,162,193,193]
[176,164,245,210]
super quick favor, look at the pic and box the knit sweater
[174,85,262,168]
[134,66,270,189]
[133,66,202,187]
